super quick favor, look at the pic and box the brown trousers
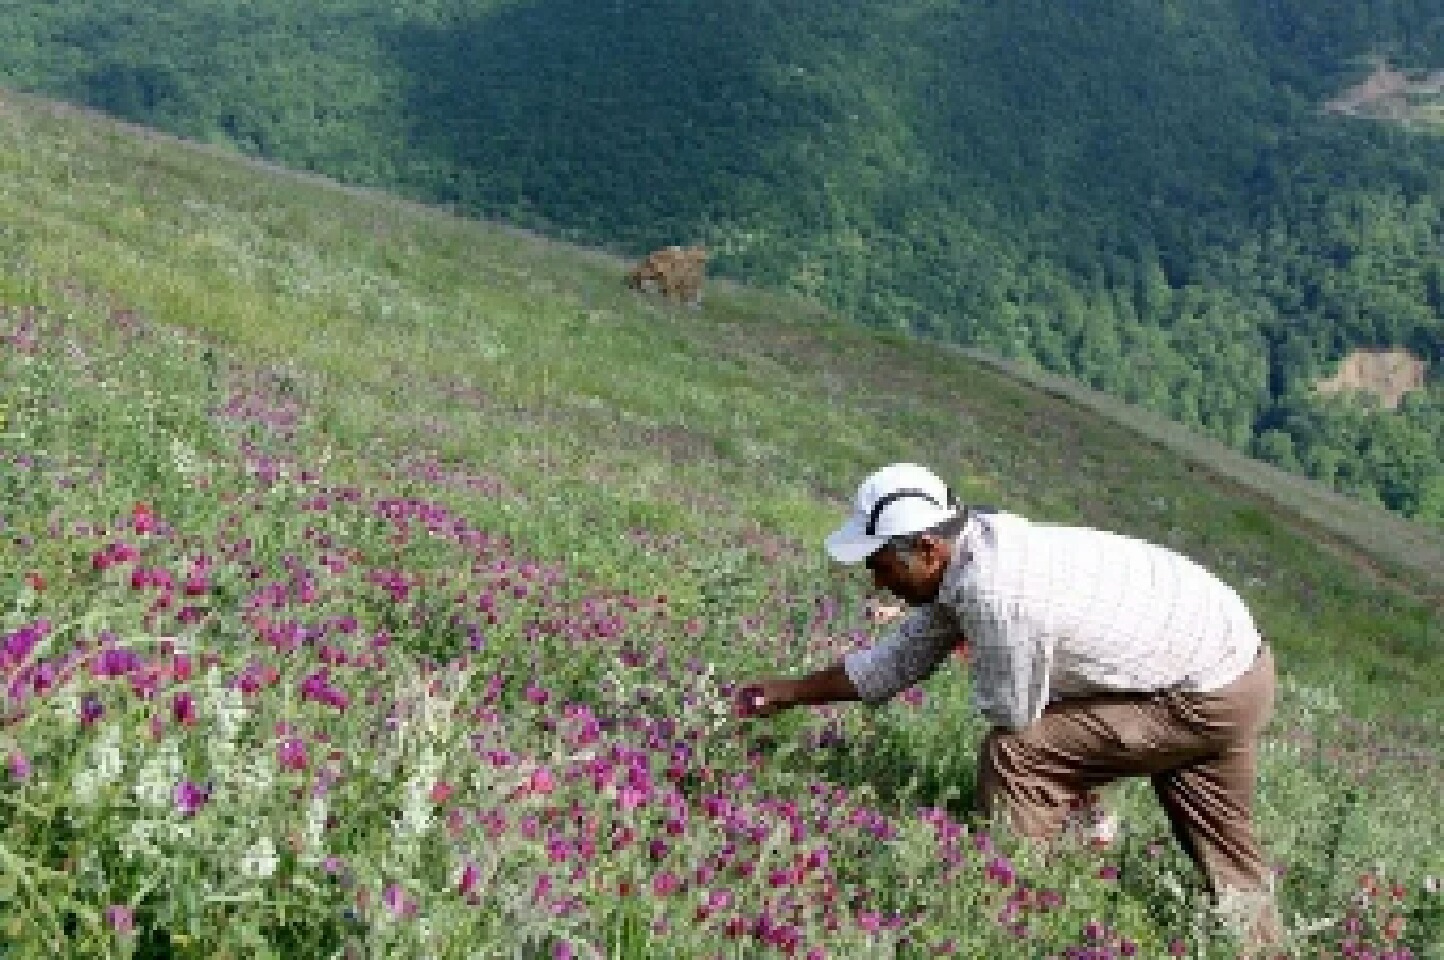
[978,645,1277,900]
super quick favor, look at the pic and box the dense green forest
[1,0,1441,521]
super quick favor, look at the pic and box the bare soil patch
[1324,59,1444,126]
[1314,347,1430,410]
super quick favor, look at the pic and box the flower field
[0,91,1441,958]
[1,300,1439,960]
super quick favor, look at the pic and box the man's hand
[732,665,860,718]
[733,678,794,719]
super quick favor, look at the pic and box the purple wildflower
[80,694,105,726]
[457,860,482,898]
[174,780,209,816]
[984,856,1016,887]
[277,737,309,772]
[171,692,197,726]
[105,904,134,935]
[1,620,48,669]
[383,882,415,919]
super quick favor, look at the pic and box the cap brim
[824,515,886,563]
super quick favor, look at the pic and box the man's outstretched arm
[739,606,965,717]
[742,664,860,718]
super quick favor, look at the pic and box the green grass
[0,86,1441,957]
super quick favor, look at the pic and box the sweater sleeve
[842,604,961,705]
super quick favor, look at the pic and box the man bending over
[740,463,1281,947]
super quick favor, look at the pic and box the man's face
[865,537,950,606]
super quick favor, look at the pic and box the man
[864,597,1121,848]
[741,463,1281,946]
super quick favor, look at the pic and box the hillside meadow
[0,90,1441,957]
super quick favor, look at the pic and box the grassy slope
[1,87,1439,721]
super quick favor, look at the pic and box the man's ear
[922,535,951,567]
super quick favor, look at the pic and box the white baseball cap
[824,463,961,563]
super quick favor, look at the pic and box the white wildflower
[72,767,101,805]
[237,751,276,805]
[1214,884,1280,941]
[204,666,248,741]
[73,725,124,806]
[239,836,278,880]
[53,691,81,729]
[1280,677,1342,719]
[389,664,465,753]
[419,676,464,742]
[1289,913,1340,938]
[302,796,328,857]
[689,661,735,735]
[204,666,246,780]
[121,820,161,860]
[1159,870,1188,903]
[396,747,439,841]
[133,739,184,809]
[77,849,106,886]
[170,436,199,477]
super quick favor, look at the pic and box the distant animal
[626,246,709,306]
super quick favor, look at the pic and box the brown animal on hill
[626,246,709,306]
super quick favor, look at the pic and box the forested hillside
[2,0,1440,520]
